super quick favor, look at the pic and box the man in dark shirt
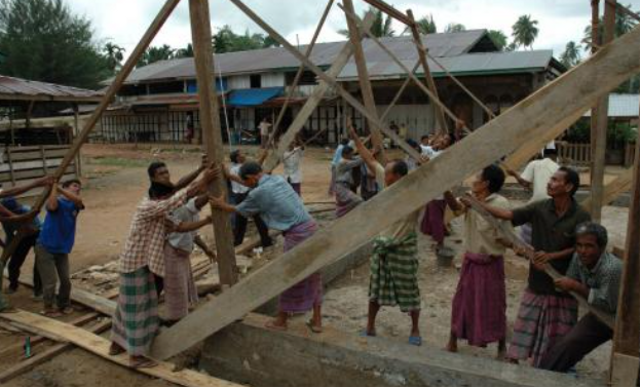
[473,167,591,367]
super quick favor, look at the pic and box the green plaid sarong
[369,232,420,312]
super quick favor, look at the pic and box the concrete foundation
[200,314,600,387]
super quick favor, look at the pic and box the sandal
[109,343,125,356]
[306,320,323,334]
[408,336,422,346]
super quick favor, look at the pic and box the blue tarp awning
[226,87,284,107]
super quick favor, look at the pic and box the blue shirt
[1,197,42,245]
[237,174,311,231]
[331,145,345,166]
[38,197,81,254]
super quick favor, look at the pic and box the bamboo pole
[189,0,237,285]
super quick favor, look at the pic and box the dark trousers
[539,313,613,372]
[155,274,164,296]
[232,193,272,247]
[36,244,71,309]
[7,232,42,295]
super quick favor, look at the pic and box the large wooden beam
[150,23,640,360]
[262,13,376,172]
[0,0,183,263]
[591,0,616,222]
[611,96,640,387]
[343,0,386,162]
[406,9,448,135]
[0,311,242,387]
[581,168,633,210]
[189,0,237,285]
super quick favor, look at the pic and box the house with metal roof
[99,29,564,145]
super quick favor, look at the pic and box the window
[250,74,262,89]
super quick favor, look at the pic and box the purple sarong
[335,182,363,218]
[421,199,446,243]
[279,220,322,313]
[451,252,506,347]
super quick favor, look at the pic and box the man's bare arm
[175,154,208,191]
[444,191,462,212]
[347,120,379,173]
[58,188,84,209]
[0,176,54,199]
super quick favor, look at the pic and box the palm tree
[404,14,436,35]
[338,6,395,38]
[511,15,539,50]
[560,41,582,68]
[444,23,466,33]
[487,30,508,51]
[582,9,636,52]
[137,44,175,68]
[176,44,194,58]
[103,42,125,72]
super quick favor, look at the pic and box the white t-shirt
[283,148,303,184]
[521,158,560,203]
[167,198,200,253]
[230,163,249,194]
[259,122,271,136]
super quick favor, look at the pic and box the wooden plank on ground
[0,319,111,384]
[0,310,243,387]
[150,22,640,360]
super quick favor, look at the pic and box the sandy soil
[0,143,630,386]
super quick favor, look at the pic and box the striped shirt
[119,190,188,275]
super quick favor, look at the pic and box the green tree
[559,41,582,68]
[212,25,279,53]
[582,7,636,52]
[137,44,175,68]
[512,14,539,50]
[487,30,508,51]
[176,43,194,58]
[444,23,466,33]
[338,6,395,38]
[404,14,436,35]
[0,0,109,89]
[103,42,125,72]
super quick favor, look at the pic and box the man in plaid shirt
[109,162,219,369]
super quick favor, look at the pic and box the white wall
[375,104,435,140]
[228,75,250,90]
[261,73,285,88]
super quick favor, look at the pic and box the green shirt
[512,198,591,295]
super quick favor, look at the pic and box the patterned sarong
[110,266,159,356]
[507,288,578,367]
[334,182,363,218]
[279,220,323,313]
[369,232,420,312]
[163,244,198,321]
[451,252,506,347]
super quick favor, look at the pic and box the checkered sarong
[110,266,159,356]
[369,233,420,312]
[507,288,578,366]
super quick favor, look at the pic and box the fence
[0,145,80,197]
[557,142,591,166]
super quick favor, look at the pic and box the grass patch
[88,157,148,168]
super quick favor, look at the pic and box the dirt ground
[0,143,630,386]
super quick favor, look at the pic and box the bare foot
[264,320,287,331]
[445,342,458,353]
[130,356,158,369]
[41,309,63,318]
[306,320,322,334]
[496,347,507,361]
[109,343,125,356]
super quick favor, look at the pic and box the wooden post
[73,103,82,177]
[589,0,600,185]
[406,9,448,135]
[151,24,640,360]
[343,0,386,163]
[591,0,616,222]
[268,0,334,149]
[610,97,640,387]
[189,0,237,286]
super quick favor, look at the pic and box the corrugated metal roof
[119,30,490,84]
[337,50,555,80]
[0,75,103,102]
[584,94,639,118]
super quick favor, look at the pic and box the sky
[67,0,640,60]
